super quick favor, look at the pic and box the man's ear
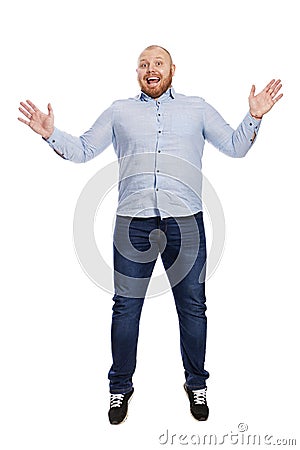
[171,64,176,76]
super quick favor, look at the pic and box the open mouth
[146,76,161,85]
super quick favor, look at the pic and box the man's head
[136,45,176,99]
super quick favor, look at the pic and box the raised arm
[18,100,54,139]
[18,100,114,163]
[203,79,283,158]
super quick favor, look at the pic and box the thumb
[249,84,255,98]
[47,103,54,118]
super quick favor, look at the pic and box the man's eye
[156,61,162,66]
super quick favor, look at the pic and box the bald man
[18,45,283,424]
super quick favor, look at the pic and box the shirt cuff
[245,111,262,130]
[244,111,262,145]
[42,128,66,159]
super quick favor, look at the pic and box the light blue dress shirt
[46,87,261,218]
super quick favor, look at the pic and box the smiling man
[137,46,175,99]
[18,45,283,425]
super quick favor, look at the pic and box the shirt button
[157,101,160,105]
[249,123,253,126]
[52,139,56,143]
[158,113,161,116]
[156,188,159,191]
[157,169,160,172]
[158,150,161,153]
[158,130,162,134]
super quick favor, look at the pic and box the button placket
[156,100,162,135]
[155,100,163,193]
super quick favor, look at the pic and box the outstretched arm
[18,100,54,139]
[203,79,283,158]
[249,79,283,119]
[18,99,114,163]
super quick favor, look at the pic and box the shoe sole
[109,391,134,425]
[183,384,209,422]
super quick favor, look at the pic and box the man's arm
[18,100,114,163]
[203,79,283,158]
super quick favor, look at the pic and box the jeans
[108,211,209,394]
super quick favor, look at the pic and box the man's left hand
[249,79,283,119]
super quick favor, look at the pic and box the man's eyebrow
[139,56,164,62]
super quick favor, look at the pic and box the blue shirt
[46,87,261,218]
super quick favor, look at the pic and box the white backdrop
[1,0,299,448]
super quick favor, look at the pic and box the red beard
[139,69,173,99]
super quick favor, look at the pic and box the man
[18,45,283,425]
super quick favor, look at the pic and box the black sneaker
[184,383,209,421]
[108,389,134,425]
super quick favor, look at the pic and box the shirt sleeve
[203,101,262,158]
[44,103,115,163]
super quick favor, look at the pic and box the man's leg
[108,215,159,394]
[160,212,209,390]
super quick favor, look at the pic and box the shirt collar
[137,86,176,102]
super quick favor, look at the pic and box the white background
[1,0,299,448]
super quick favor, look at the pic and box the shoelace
[192,388,207,405]
[110,393,125,408]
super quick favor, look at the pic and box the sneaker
[108,389,134,425]
[184,383,209,421]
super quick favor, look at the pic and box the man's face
[136,47,176,99]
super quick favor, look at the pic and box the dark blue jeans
[108,211,209,394]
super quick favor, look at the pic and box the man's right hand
[18,100,54,140]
